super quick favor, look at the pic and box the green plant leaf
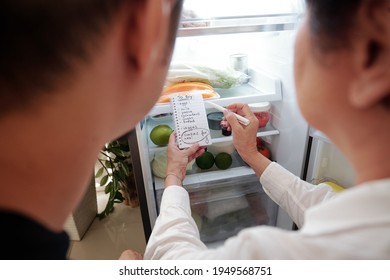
[95,167,104,178]
[109,184,119,197]
[107,200,115,211]
[104,182,113,194]
[105,160,114,169]
[117,142,129,150]
[115,191,124,201]
[110,147,124,157]
[100,175,109,186]
[122,164,130,176]
[119,169,127,181]
[114,155,127,163]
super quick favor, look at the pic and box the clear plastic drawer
[155,175,278,243]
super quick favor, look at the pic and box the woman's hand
[223,103,259,162]
[224,103,271,176]
[165,133,205,187]
[118,249,143,260]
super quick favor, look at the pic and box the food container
[207,112,224,130]
[248,102,271,128]
[230,53,249,75]
[221,125,231,136]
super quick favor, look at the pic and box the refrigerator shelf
[210,122,279,144]
[178,13,300,37]
[148,126,278,153]
[147,70,282,116]
[178,21,297,37]
[147,119,279,153]
[154,166,256,191]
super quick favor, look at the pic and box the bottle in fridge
[128,0,311,246]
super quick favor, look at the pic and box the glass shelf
[178,0,304,37]
[146,120,278,154]
[154,165,256,190]
[147,69,282,116]
[178,14,299,37]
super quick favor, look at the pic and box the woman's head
[294,0,390,182]
[295,0,390,122]
[306,0,363,50]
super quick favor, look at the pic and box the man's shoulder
[0,211,70,260]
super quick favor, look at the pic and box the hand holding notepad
[171,95,212,149]
[171,96,251,149]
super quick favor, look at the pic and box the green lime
[214,152,233,170]
[149,124,173,146]
[196,151,215,170]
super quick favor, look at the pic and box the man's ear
[125,0,170,75]
[349,1,390,108]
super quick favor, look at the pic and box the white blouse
[145,162,390,259]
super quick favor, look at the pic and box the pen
[205,101,250,126]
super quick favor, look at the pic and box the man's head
[0,0,122,115]
[0,0,183,139]
[0,0,183,232]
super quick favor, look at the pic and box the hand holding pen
[206,101,250,126]
[222,103,260,161]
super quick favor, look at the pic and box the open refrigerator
[127,0,356,246]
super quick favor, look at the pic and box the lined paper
[171,95,212,149]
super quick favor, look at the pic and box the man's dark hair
[0,0,129,116]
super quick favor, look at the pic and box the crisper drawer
[155,175,278,244]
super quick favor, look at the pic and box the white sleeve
[144,186,208,260]
[260,162,336,228]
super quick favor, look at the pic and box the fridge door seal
[128,129,153,241]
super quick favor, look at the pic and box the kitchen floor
[67,191,146,260]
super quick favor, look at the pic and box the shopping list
[171,95,212,149]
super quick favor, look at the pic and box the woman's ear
[349,1,390,109]
[125,0,170,75]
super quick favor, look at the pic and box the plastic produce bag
[151,150,195,178]
[166,63,250,89]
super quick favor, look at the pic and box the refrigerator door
[304,128,356,189]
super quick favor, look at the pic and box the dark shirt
[0,211,69,260]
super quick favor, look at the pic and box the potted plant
[95,139,135,219]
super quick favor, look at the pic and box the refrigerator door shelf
[147,69,282,116]
[155,175,278,244]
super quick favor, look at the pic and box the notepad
[171,94,212,149]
